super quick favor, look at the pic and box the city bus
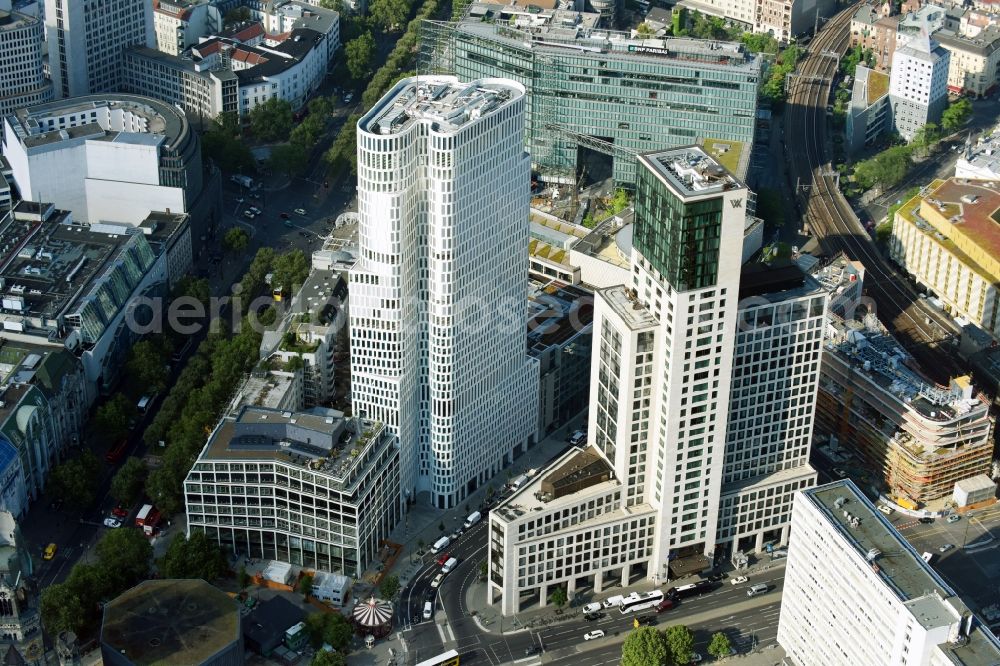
[669,580,714,600]
[415,650,460,666]
[619,590,665,614]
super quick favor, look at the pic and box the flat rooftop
[101,579,240,666]
[0,207,139,320]
[447,18,761,73]
[826,319,985,422]
[925,178,1000,263]
[639,146,744,199]
[806,482,1000,664]
[361,76,522,136]
[527,280,593,355]
[806,481,956,621]
[599,285,658,331]
[201,406,387,484]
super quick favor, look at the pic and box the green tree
[162,531,228,580]
[301,573,314,599]
[224,7,251,25]
[621,626,670,666]
[97,528,152,580]
[49,450,101,508]
[40,583,88,635]
[272,250,311,293]
[708,632,733,660]
[941,98,972,133]
[249,98,294,142]
[269,142,309,176]
[671,7,687,35]
[172,276,211,305]
[478,560,488,581]
[370,0,410,30]
[853,144,913,190]
[636,22,655,37]
[912,122,940,151]
[664,625,695,666]
[201,129,256,173]
[549,586,567,608]
[95,393,133,442]
[224,227,250,253]
[304,612,353,651]
[756,188,785,231]
[127,340,170,394]
[325,113,362,175]
[741,32,779,54]
[110,457,147,506]
[311,651,347,666]
[345,32,376,80]
[379,574,400,599]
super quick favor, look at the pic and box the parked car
[43,543,56,561]
[583,630,605,641]
[567,430,586,446]
[833,468,847,478]
[582,602,602,614]
[284,220,294,228]
[635,615,656,626]
[280,212,290,219]
[430,573,445,589]
[947,515,961,523]
[730,576,748,585]
[584,612,605,621]
[243,210,255,219]
[344,92,354,104]
[690,653,703,663]
[939,543,954,553]
[877,505,894,515]
[49,499,64,511]
[919,517,935,524]
[103,518,122,528]
[294,208,307,215]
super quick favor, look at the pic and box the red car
[111,505,129,519]
[435,552,451,566]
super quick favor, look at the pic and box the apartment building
[934,27,1000,97]
[815,316,994,505]
[955,126,1000,179]
[888,32,950,142]
[778,480,1000,665]
[889,178,1000,339]
[850,4,898,71]
[716,260,829,558]
[351,76,539,510]
[184,407,402,577]
[420,6,762,185]
[45,0,154,98]
[0,9,52,117]
[154,0,223,55]
[489,146,749,615]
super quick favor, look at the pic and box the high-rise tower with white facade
[889,31,950,142]
[351,76,539,510]
[46,0,154,98]
[590,147,747,572]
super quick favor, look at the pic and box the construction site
[814,313,995,506]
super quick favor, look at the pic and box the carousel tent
[351,597,393,638]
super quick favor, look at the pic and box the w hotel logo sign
[730,198,743,209]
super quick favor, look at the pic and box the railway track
[783,5,964,383]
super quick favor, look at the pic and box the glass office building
[420,7,763,185]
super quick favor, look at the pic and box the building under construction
[419,2,762,186]
[815,315,995,506]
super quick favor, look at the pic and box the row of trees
[761,44,802,105]
[841,44,876,78]
[141,248,309,515]
[326,0,446,174]
[622,625,733,666]
[852,99,973,191]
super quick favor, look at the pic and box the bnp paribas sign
[628,44,672,57]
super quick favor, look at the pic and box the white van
[137,394,155,412]
[422,601,433,620]
[463,511,482,529]
[921,552,934,564]
[747,583,768,597]
[602,594,625,609]
[442,557,459,573]
[510,475,529,491]
[431,536,450,554]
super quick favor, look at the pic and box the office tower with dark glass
[420,4,762,186]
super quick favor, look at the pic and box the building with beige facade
[935,27,1000,96]
[889,178,1000,339]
